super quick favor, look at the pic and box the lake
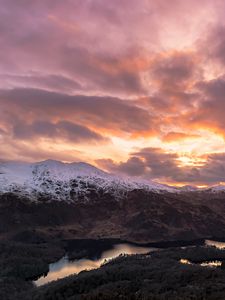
[205,239,225,249]
[34,238,225,286]
[34,243,155,286]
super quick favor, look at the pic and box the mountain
[1,162,225,300]
[1,159,225,244]
[0,159,178,202]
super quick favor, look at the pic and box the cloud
[0,0,218,96]
[162,132,200,143]
[0,88,154,134]
[97,157,146,176]
[0,74,83,93]
[1,0,225,185]
[0,0,150,96]
[0,136,83,163]
[147,51,202,115]
[151,52,197,86]
[97,148,179,180]
[61,46,146,95]
[201,25,225,67]
[190,76,225,136]
[11,120,107,143]
[97,148,225,185]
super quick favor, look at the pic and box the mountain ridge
[0,159,179,202]
[1,159,225,244]
[1,159,225,202]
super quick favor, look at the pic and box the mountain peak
[38,159,64,165]
[0,159,179,201]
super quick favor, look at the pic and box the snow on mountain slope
[0,160,178,202]
[205,185,225,193]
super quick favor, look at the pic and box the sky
[1,0,225,186]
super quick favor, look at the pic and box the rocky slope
[1,188,225,243]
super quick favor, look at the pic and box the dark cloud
[198,76,225,101]
[0,88,154,134]
[202,25,225,66]
[146,51,202,115]
[151,52,196,87]
[193,76,225,134]
[133,148,179,178]
[97,157,146,176]
[97,148,225,185]
[12,120,107,143]
[97,148,179,179]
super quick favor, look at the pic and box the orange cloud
[162,132,200,143]
[1,0,225,185]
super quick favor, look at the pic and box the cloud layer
[1,0,225,185]
[97,148,225,185]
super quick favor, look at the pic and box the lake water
[205,239,225,249]
[34,239,225,286]
[34,243,155,286]
[179,239,225,268]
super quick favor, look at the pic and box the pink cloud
[1,1,225,184]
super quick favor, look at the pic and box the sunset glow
[1,0,225,186]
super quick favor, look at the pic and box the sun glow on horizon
[1,0,225,186]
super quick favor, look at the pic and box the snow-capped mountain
[0,159,178,202]
[1,160,225,246]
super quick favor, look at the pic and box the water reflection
[200,261,222,267]
[180,258,222,268]
[34,243,154,286]
[179,259,191,265]
[205,240,225,249]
